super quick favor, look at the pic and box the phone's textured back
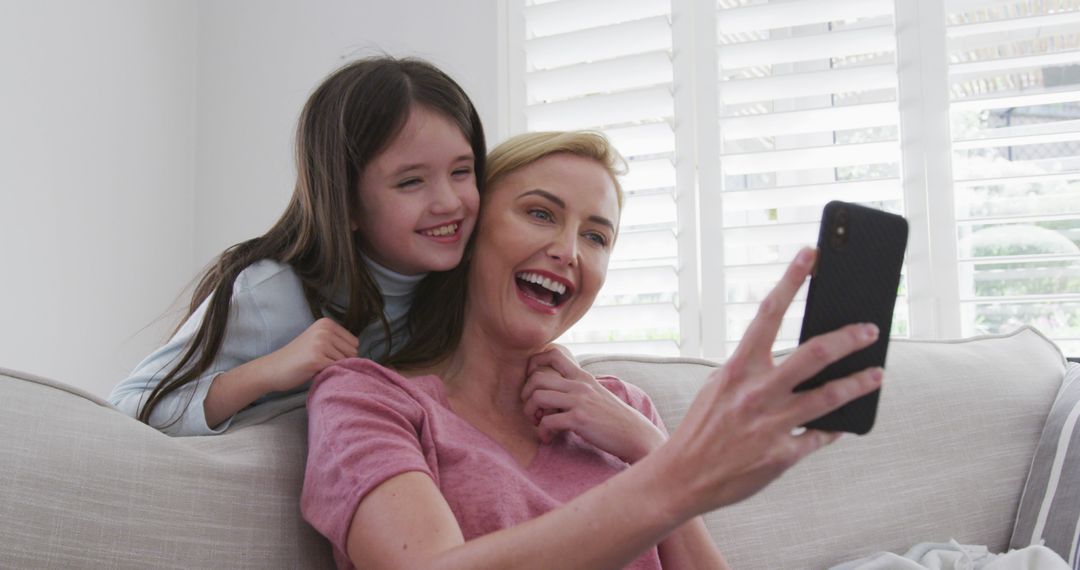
[796,201,908,434]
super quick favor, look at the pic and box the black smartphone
[794,201,908,435]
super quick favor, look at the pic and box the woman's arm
[349,469,727,570]
[521,351,667,463]
[347,458,682,570]
[521,350,729,568]
[341,249,883,569]
[657,518,730,570]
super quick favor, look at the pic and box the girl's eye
[585,232,608,247]
[452,167,473,178]
[528,208,554,222]
[397,178,422,189]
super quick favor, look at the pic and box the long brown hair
[139,57,486,425]
[386,131,625,370]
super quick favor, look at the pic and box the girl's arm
[203,317,358,428]
[107,293,249,436]
[110,262,354,435]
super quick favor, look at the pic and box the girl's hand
[652,247,884,516]
[522,348,666,464]
[263,317,359,392]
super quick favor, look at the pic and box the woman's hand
[262,317,360,392]
[650,247,884,517]
[522,348,666,464]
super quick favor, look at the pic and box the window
[505,0,1080,357]
[946,0,1080,355]
[517,0,684,356]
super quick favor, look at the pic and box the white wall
[0,0,198,397]
[0,0,500,397]
[193,0,500,265]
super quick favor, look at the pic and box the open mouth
[418,221,462,240]
[515,271,573,308]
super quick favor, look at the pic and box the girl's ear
[349,206,360,232]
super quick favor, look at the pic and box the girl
[108,56,486,436]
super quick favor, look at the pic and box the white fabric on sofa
[0,326,1068,569]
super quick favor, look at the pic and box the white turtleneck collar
[326,254,427,310]
[362,253,427,299]
[325,254,430,361]
[362,255,426,360]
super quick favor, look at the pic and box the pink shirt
[301,358,667,570]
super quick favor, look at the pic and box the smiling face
[467,152,620,349]
[353,104,479,275]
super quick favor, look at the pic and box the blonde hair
[485,131,626,209]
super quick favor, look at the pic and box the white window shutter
[946,0,1080,356]
[710,0,909,355]
[520,0,681,356]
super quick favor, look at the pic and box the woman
[302,132,884,569]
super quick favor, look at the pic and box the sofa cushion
[1009,361,1080,565]
[581,326,1067,569]
[0,367,330,569]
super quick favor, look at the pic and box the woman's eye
[528,208,554,222]
[585,232,608,246]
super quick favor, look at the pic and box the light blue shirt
[108,258,425,436]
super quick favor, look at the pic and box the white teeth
[516,272,568,296]
[423,223,458,237]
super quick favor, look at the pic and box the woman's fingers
[536,412,574,443]
[785,367,883,428]
[521,366,577,403]
[789,429,843,461]
[526,347,582,379]
[732,248,816,363]
[772,322,878,392]
[523,389,574,420]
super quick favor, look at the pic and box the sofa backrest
[581,326,1067,569]
[0,369,332,569]
[0,327,1066,569]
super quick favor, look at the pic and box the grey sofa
[0,326,1072,569]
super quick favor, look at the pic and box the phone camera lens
[830,208,850,250]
